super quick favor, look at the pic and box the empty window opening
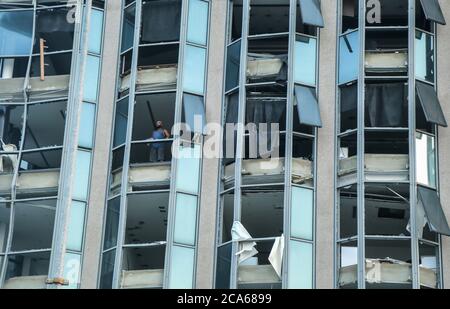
[140,0,181,44]
[342,0,358,33]
[339,185,357,239]
[110,146,125,196]
[125,193,169,245]
[23,101,67,150]
[365,82,408,128]
[0,202,10,253]
[365,29,408,77]
[121,4,136,52]
[4,251,50,288]
[121,245,166,289]
[249,0,290,36]
[247,36,289,85]
[338,132,357,177]
[0,57,28,79]
[416,132,436,188]
[240,186,284,239]
[297,0,324,30]
[365,0,408,27]
[134,44,179,92]
[339,83,357,133]
[34,8,75,53]
[221,190,235,243]
[0,104,24,151]
[11,199,56,252]
[419,243,438,289]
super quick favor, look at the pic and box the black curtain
[365,83,408,127]
[141,0,181,43]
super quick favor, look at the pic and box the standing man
[150,120,170,162]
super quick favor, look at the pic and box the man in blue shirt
[150,120,170,162]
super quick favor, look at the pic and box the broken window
[140,0,181,44]
[121,245,166,289]
[419,242,439,289]
[237,239,282,289]
[298,0,324,28]
[118,50,132,97]
[125,192,168,245]
[294,85,322,127]
[416,132,436,188]
[340,83,357,133]
[417,186,450,237]
[365,29,408,77]
[135,44,179,92]
[342,0,358,33]
[0,202,10,253]
[364,239,412,288]
[183,45,206,94]
[288,240,313,288]
[339,30,359,85]
[247,36,289,85]
[416,81,447,127]
[103,197,120,250]
[23,101,67,150]
[19,148,62,176]
[222,92,239,170]
[4,251,50,287]
[109,146,124,196]
[418,0,446,26]
[132,93,175,142]
[11,199,56,251]
[249,0,290,35]
[34,7,75,53]
[364,184,410,237]
[295,35,317,86]
[129,141,173,165]
[187,0,209,46]
[415,30,434,83]
[364,131,409,179]
[365,82,408,128]
[121,4,135,52]
[365,0,408,27]
[0,104,24,151]
[291,135,314,186]
[338,241,357,287]
[338,133,357,179]
[240,186,284,239]
[339,185,357,239]
[225,40,241,92]
[0,10,33,57]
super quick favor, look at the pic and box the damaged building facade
[0,0,450,289]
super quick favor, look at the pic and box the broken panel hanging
[298,0,325,28]
[417,186,450,236]
[295,85,322,127]
[419,0,446,25]
[416,81,447,127]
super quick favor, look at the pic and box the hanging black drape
[141,0,181,43]
[365,83,408,127]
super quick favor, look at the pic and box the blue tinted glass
[0,11,33,56]
[176,145,201,193]
[83,56,100,102]
[62,252,81,289]
[78,102,96,149]
[121,5,135,52]
[73,150,91,201]
[295,36,317,86]
[67,201,86,252]
[169,245,195,288]
[187,0,209,46]
[291,186,314,240]
[173,193,198,246]
[288,241,313,288]
[88,9,104,54]
[183,45,206,94]
[339,31,359,85]
[113,98,129,147]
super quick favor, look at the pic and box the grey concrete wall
[437,0,450,290]
[195,0,228,289]
[315,0,337,289]
[80,0,121,289]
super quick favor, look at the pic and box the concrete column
[80,0,121,289]
[195,0,227,289]
[316,0,337,289]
